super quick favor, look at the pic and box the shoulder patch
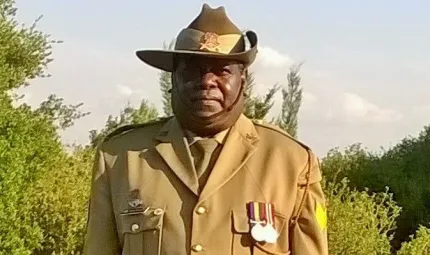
[251,119,310,151]
[102,117,171,143]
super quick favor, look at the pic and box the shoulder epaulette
[102,117,171,143]
[251,119,310,151]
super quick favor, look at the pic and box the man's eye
[221,68,231,74]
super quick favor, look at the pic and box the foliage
[364,126,430,247]
[321,126,430,249]
[324,179,400,255]
[242,71,255,117]
[321,142,402,254]
[159,39,175,116]
[320,143,377,185]
[0,0,62,94]
[242,71,279,120]
[0,1,66,253]
[398,225,430,255]
[276,64,303,138]
[324,178,401,254]
[29,146,93,255]
[34,94,90,130]
[89,99,159,147]
[0,98,64,254]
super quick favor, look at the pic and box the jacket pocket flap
[231,210,251,233]
[119,207,164,234]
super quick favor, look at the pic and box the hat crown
[135,3,258,72]
[187,3,242,35]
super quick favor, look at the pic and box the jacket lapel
[155,118,199,195]
[199,115,260,201]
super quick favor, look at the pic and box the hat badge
[199,32,220,52]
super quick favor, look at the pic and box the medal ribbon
[247,202,275,226]
[265,203,275,226]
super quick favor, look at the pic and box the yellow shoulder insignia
[102,116,171,143]
[251,119,310,151]
[315,201,328,230]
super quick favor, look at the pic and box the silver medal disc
[251,223,265,242]
[263,224,278,243]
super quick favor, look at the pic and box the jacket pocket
[119,207,164,255]
[231,210,290,255]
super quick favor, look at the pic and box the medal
[247,202,278,243]
[250,223,265,242]
[263,203,278,243]
[263,224,278,243]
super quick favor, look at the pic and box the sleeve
[83,147,121,255]
[289,150,328,255]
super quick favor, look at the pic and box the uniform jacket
[83,114,328,255]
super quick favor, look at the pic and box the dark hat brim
[136,30,258,72]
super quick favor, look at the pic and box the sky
[13,0,430,157]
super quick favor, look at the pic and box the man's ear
[169,72,175,93]
[241,67,248,88]
[240,67,249,97]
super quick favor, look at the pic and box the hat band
[175,28,242,54]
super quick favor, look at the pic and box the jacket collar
[155,114,260,197]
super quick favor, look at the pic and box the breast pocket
[119,207,164,255]
[231,210,290,255]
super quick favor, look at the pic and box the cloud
[256,46,292,68]
[334,93,402,123]
[412,105,430,116]
[303,91,317,105]
[116,84,143,97]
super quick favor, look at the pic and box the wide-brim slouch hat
[135,3,258,72]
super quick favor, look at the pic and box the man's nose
[200,73,218,89]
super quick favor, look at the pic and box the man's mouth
[190,95,221,103]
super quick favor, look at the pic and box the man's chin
[191,110,221,119]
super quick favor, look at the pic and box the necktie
[193,138,219,178]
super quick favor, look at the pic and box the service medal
[247,201,278,243]
[263,224,278,243]
[263,203,278,243]
[250,223,265,242]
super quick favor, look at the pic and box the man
[84,3,328,255]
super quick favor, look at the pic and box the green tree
[89,99,159,147]
[276,64,303,138]
[159,39,175,116]
[0,100,64,254]
[0,1,68,253]
[242,71,279,120]
[35,94,90,130]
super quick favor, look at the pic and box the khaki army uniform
[83,114,328,255]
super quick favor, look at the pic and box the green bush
[321,126,430,249]
[324,177,401,255]
[29,147,93,255]
[0,97,64,254]
[398,226,430,255]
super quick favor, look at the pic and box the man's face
[172,55,246,118]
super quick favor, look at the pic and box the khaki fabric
[186,128,229,189]
[83,114,328,255]
[192,139,218,177]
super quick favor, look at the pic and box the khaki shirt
[83,114,328,255]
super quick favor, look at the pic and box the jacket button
[131,223,140,232]
[196,206,206,214]
[154,208,164,215]
[192,244,203,252]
